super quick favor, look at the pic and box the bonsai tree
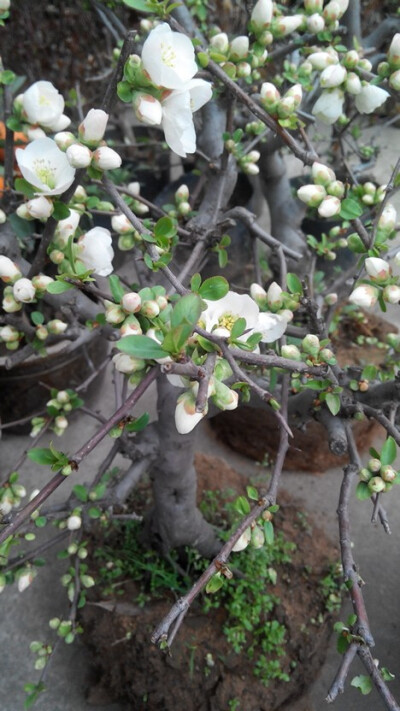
[1,0,400,707]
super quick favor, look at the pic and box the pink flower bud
[349,284,379,308]
[133,93,163,126]
[121,292,142,313]
[365,257,390,281]
[383,285,400,304]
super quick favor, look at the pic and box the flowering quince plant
[2,0,400,707]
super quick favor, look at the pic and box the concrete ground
[2,126,400,710]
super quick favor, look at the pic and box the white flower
[67,515,82,531]
[320,64,347,88]
[318,195,341,218]
[26,126,47,141]
[92,146,122,171]
[66,143,92,168]
[78,226,114,276]
[349,284,379,308]
[229,36,249,60]
[54,209,81,246]
[365,257,391,281]
[388,33,400,70]
[133,93,163,126]
[13,278,36,303]
[312,88,344,124]
[175,391,207,434]
[16,137,76,196]
[251,0,273,29]
[354,85,390,114]
[17,569,36,593]
[0,256,22,283]
[202,291,287,344]
[25,196,54,219]
[78,109,109,144]
[161,79,212,157]
[22,81,65,128]
[141,23,198,90]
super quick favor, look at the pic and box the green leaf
[154,216,176,240]
[171,293,202,329]
[52,202,71,221]
[325,393,341,416]
[356,482,371,501]
[0,69,16,85]
[337,634,350,654]
[234,496,251,516]
[27,448,57,466]
[205,572,224,594]
[246,486,259,501]
[73,485,88,503]
[190,273,201,292]
[340,198,363,220]
[117,80,134,103]
[88,507,101,519]
[125,412,150,432]
[14,178,35,199]
[109,275,125,304]
[198,276,229,301]
[161,325,192,354]
[46,280,74,294]
[264,520,274,546]
[286,273,303,295]
[31,311,44,326]
[351,675,373,695]
[230,317,246,340]
[8,213,35,239]
[122,0,152,11]
[361,365,377,381]
[116,334,165,360]
[381,667,395,682]
[380,436,397,466]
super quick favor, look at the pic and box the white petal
[257,313,287,342]
[141,23,198,90]
[162,91,196,157]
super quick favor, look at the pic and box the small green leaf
[205,572,224,594]
[125,412,150,432]
[264,520,274,545]
[73,485,88,503]
[122,0,152,11]
[325,392,341,416]
[31,311,44,326]
[88,507,101,519]
[53,202,71,221]
[154,216,176,240]
[234,496,251,516]
[170,293,202,329]
[351,675,373,695]
[116,334,165,360]
[381,667,395,682]
[361,365,377,381]
[108,275,125,304]
[190,273,201,292]
[246,486,259,501]
[286,273,303,295]
[340,198,363,220]
[230,317,246,340]
[27,448,57,466]
[356,482,371,501]
[46,281,74,294]
[198,276,229,301]
[380,436,397,466]
[14,178,36,199]
[337,634,350,654]
[117,81,134,103]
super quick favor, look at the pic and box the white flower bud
[251,0,273,29]
[56,391,70,404]
[127,181,140,197]
[73,185,87,201]
[237,62,251,78]
[111,213,134,234]
[297,183,326,207]
[389,69,400,91]
[345,72,362,95]
[307,13,325,33]
[365,257,390,281]
[210,32,229,53]
[18,569,36,593]
[36,325,48,341]
[312,161,336,186]
[285,83,303,108]
[0,256,22,283]
[267,281,283,308]
[66,143,92,168]
[133,93,163,126]
[275,14,304,37]
[383,285,400,304]
[0,325,19,343]
[308,51,338,70]
[304,0,323,10]
[120,317,142,337]
[92,146,122,171]
[317,195,341,218]
[327,180,345,198]
[2,291,22,313]
[320,64,347,88]
[349,284,379,308]
[250,283,267,303]
[0,209,6,224]
[67,514,82,531]
[13,277,36,303]
[232,527,251,552]
[141,300,160,318]
[121,292,142,313]
[229,36,249,60]
[251,525,265,549]
[212,380,239,411]
[54,131,76,150]
[175,391,207,435]
[78,109,109,144]
[32,274,54,291]
[379,203,397,232]
[281,344,302,360]
[0,0,11,11]
[55,415,68,430]
[368,476,385,493]
[324,292,338,306]
[48,319,68,334]
[388,33,400,70]
[105,302,125,324]
[112,353,146,374]
[344,50,360,68]
[26,196,54,220]
[302,333,320,356]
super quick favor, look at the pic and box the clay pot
[0,330,108,433]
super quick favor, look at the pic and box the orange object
[0,121,28,164]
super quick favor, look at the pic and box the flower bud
[251,525,265,549]
[0,256,22,283]
[368,476,385,493]
[308,51,338,71]
[78,108,109,144]
[54,131,76,150]
[327,180,345,198]
[133,92,163,126]
[345,72,362,95]
[318,195,341,218]
[307,13,325,33]
[343,50,360,69]
[212,380,239,411]
[275,14,304,37]
[281,344,302,360]
[381,465,396,482]
[251,0,273,30]
[118,234,136,251]
[111,213,134,234]
[36,325,48,341]
[141,299,160,318]
[378,203,397,233]
[365,256,390,281]
[66,143,92,168]
[175,391,207,434]
[0,325,19,343]
[368,458,381,473]
[32,274,54,292]
[2,290,22,313]
[57,391,70,404]
[229,36,249,60]
[320,64,347,88]
[250,283,267,305]
[267,281,283,309]
[383,285,400,304]
[67,514,82,531]
[297,183,326,207]
[13,277,36,303]
[210,32,229,53]
[112,353,146,374]
[17,569,36,593]
[232,527,251,552]
[48,319,68,334]
[260,82,280,108]
[311,161,336,186]
[120,316,142,337]
[105,301,125,324]
[304,0,323,11]
[26,196,54,220]
[55,415,68,430]
[324,292,338,306]
[302,333,320,356]
[389,69,400,91]
[122,292,142,313]
[349,284,379,308]
[388,33,400,70]
[359,467,372,482]
[92,146,122,171]
[285,83,303,108]
[49,249,65,264]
